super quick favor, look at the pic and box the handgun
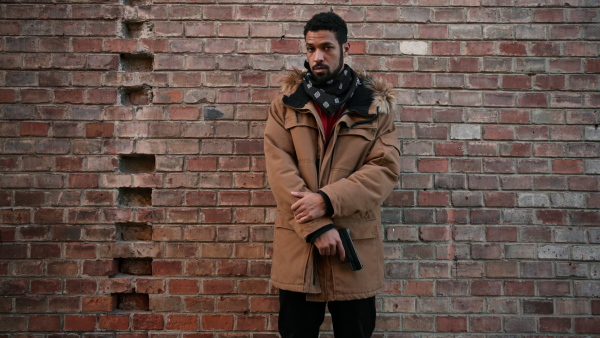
[338,228,363,271]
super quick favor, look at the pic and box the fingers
[295,213,309,224]
[290,191,305,212]
[337,241,346,262]
[318,243,336,256]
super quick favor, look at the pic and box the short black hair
[303,12,348,45]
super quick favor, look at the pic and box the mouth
[312,64,329,74]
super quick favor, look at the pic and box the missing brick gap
[119,85,152,106]
[118,257,153,275]
[123,21,153,39]
[115,293,150,311]
[118,187,152,207]
[120,53,153,72]
[119,154,156,173]
[116,222,153,241]
[123,0,151,6]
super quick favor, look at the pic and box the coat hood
[281,68,396,116]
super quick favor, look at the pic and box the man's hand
[290,191,326,223]
[314,229,346,261]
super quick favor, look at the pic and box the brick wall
[1,0,599,336]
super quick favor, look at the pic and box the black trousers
[278,289,376,338]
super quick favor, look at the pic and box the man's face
[305,30,349,84]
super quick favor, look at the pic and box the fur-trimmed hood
[280,68,396,116]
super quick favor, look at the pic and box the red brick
[98,314,129,330]
[81,296,117,312]
[506,280,535,295]
[405,281,434,296]
[166,314,198,331]
[540,317,571,332]
[202,314,234,331]
[28,315,61,331]
[236,314,267,331]
[531,42,561,56]
[437,316,467,332]
[471,316,502,332]
[574,318,600,334]
[30,279,60,294]
[64,315,96,331]
[132,313,164,330]
[83,260,117,276]
[169,279,199,295]
[152,261,182,276]
[0,279,27,295]
[418,158,448,172]
[499,42,527,55]
[402,73,433,88]
[65,278,97,294]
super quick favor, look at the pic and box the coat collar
[281,68,395,116]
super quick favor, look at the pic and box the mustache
[312,63,329,71]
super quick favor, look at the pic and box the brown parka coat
[264,69,400,301]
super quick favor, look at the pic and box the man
[264,12,400,338]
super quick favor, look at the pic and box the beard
[311,54,344,85]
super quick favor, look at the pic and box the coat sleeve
[319,110,400,218]
[264,96,333,240]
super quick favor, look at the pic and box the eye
[307,47,315,52]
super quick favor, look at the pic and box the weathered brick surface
[1,1,599,336]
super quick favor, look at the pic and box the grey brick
[383,24,414,39]
[400,41,428,55]
[503,209,534,224]
[452,191,483,207]
[399,8,431,23]
[515,58,546,73]
[551,193,586,208]
[483,25,514,39]
[556,262,588,278]
[515,25,547,40]
[451,125,481,140]
[488,298,518,314]
[590,229,600,243]
[449,25,482,39]
[435,174,466,189]
[572,245,600,261]
[585,160,600,174]
[483,57,512,72]
[592,263,600,279]
[532,109,564,124]
[585,126,600,141]
[402,141,433,156]
[518,193,550,207]
[417,90,449,105]
[574,281,600,297]
[555,228,587,243]
[417,58,448,72]
[505,244,536,259]
[499,8,532,23]
[538,244,569,259]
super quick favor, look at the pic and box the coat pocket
[284,111,318,130]
[331,126,377,177]
[332,210,377,239]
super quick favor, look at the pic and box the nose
[313,49,324,63]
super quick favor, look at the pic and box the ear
[343,42,350,57]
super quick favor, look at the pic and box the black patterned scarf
[302,62,361,116]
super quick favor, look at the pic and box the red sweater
[314,104,344,144]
